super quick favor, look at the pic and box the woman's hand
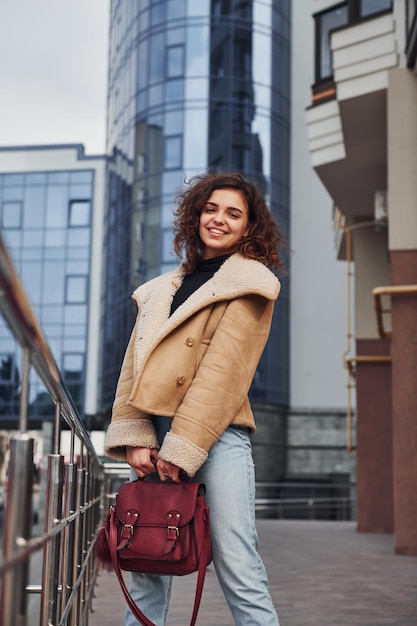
[156,458,181,483]
[126,446,158,478]
[126,447,181,482]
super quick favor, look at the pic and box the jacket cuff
[158,432,208,477]
[104,419,159,461]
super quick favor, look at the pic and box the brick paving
[90,520,417,626]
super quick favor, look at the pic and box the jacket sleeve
[158,294,275,475]
[104,320,159,461]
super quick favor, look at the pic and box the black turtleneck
[170,254,230,316]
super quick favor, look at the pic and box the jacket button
[177,375,186,385]
[186,337,194,347]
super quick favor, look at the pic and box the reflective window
[70,183,92,198]
[64,305,87,325]
[68,246,89,260]
[70,171,93,185]
[151,2,165,25]
[138,6,150,32]
[1,230,21,249]
[137,41,149,92]
[317,6,348,80]
[360,0,392,17]
[22,247,43,261]
[46,186,68,228]
[186,26,209,77]
[185,77,209,100]
[3,186,24,201]
[167,27,185,45]
[3,173,24,186]
[26,172,47,185]
[184,108,208,169]
[68,228,90,247]
[21,262,42,304]
[187,0,209,17]
[44,247,66,260]
[162,170,183,196]
[0,353,16,382]
[253,1,271,27]
[42,262,65,304]
[253,31,271,87]
[63,353,83,380]
[48,172,70,184]
[137,90,148,114]
[66,260,89,274]
[0,353,19,417]
[63,337,85,353]
[164,135,182,169]
[165,110,183,134]
[150,33,164,84]
[167,0,186,20]
[161,201,175,228]
[162,229,175,262]
[167,45,184,78]
[41,306,63,324]
[23,187,45,228]
[66,275,87,303]
[44,229,66,248]
[2,201,22,228]
[69,200,91,227]
[149,83,164,106]
[166,79,184,102]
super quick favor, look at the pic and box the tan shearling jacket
[104,253,280,476]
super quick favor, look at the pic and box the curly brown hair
[173,172,286,274]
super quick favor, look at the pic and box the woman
[104,171,284,625]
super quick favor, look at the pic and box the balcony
[306,9,398,221]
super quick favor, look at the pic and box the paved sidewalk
[90,520,417,626]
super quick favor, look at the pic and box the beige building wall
[353,227,390,339]
[387,68,417,251]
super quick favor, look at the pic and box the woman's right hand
[126,446,159,478]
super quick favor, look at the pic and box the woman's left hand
[156,458,181,483]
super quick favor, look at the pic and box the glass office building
[101,1,291,432]
[0,146,106,428]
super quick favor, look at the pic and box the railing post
[39,453,64,626]
[73,465,86,625]
[0,434,34,626]
[60,461,78,622]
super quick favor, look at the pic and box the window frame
[65,274,88,304]
[164,135,183,170]
[1,201,23,229]
[68,199,92,228]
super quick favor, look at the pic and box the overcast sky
[0,1,109,155]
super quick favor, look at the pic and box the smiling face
[199,188,249,260]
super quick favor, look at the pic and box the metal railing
[0,234,111,626]
[255,481,356,521]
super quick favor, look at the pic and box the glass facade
[101,0,291,411]
[0,169,94,426]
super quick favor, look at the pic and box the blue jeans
[125,424,280,626]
